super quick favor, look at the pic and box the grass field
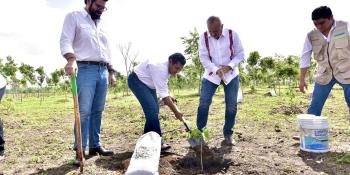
[0,85,349,175]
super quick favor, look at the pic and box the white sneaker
[0,149,3,161]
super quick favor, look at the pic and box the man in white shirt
[128,53,186,151]
[197,16,245,146]
[0,74,6,160]
[60,0,116,164]
[299,6,350,118]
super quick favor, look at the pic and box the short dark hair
[169,53,186,66]
[312,6,333,20]
[207,16,221,25]
[84,0,108,4]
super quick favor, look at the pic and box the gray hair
[207,16,221,25]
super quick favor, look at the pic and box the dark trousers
[0,86,6,150]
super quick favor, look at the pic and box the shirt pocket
[78,24,94,39]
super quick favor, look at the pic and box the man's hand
[63,53,76,76]
[220,65,232,74]
[64,59,75,76]
[109,73,117,86]
[216,68,227,83]
[170,96,177,104]
[174,111,184,121]
[299,79,308,93]
[299,68,309,93]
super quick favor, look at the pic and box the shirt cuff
[211,66,220,75]
[61,47,74,56]
[228,62,236,69]
[159,91,169,99]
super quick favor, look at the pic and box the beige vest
[308,21,350,85]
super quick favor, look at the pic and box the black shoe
[89,146,113,156]
[73,151,86,167]
[161,142,171,152]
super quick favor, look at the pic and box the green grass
[0,85,349,174]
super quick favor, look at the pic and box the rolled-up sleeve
[149,64,169,98]
[60,13,76,56]
[199,34,219,74]
[228,32,245,69]
[300,35,312,68]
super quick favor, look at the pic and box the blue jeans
[308,78,350,116]
[0,86,6,148]
[197,77,239,138]
[74,64,108,151]
[128,72,162,136]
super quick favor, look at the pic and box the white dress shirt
[300,21,350,68]
[60,8,113,66]
[134,60,170,98]
[199,28,245,85]
[0,74,6,88]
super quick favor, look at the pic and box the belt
[77,61,108,66]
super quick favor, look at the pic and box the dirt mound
[270,105,304,115]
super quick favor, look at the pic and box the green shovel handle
[71,74,77,96]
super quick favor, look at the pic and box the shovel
[180,118,207,148]
[71,73,84,173]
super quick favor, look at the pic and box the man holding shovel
[128,53,186,152]
[60,0,116,165]
[196,16,245,146]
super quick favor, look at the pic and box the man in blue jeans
[0,74,6,160]
[299,6,350,118]
[60,0,116,165]
[128,53,186,151]
[197,16,245,146]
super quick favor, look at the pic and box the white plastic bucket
[297,114,329,153]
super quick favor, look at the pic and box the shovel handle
[182,119,191,132]
[71,73,84,172]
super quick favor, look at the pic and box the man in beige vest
[299,6,350,117]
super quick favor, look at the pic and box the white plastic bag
[125,131,161,175]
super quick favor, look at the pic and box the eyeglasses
[94,3,107,11]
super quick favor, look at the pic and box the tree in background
[181,28,202,95]
[19,63,36,87]
[246,51,261,93]
[118,42,138,96]
[259,56,276,92]
[3,56,18,89]
[35,66,46,88]
[49,69,61,87]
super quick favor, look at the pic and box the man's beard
[88,6,101,20]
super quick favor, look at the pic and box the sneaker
[292,132,300,140]
[0,146,4,160]
[0,150,3,161]
[161,142,171,152]
[223,137,236,146]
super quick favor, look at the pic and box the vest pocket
[338,63,350,73]
[313,45,324,61]
[335,38,350,60]
[314,66,329,84]
[335,38,349,48]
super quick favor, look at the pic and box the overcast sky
[0,0,349,75]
